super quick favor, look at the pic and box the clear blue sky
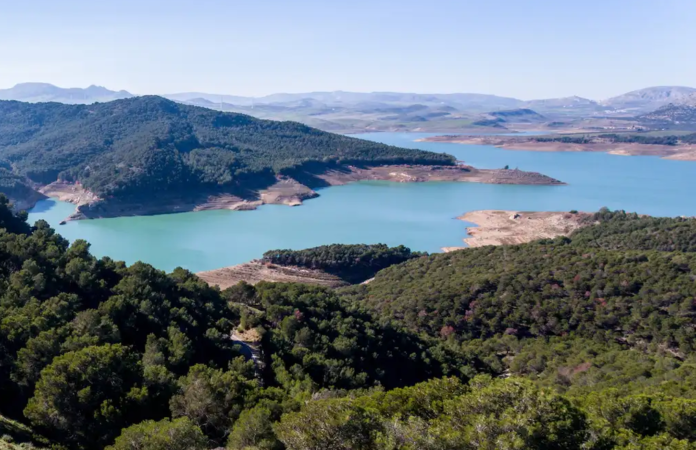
[0,0,693,100]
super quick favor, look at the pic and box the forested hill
[262,243,425,283]
[4,200,696,449]
[0,96,454,197]
[344,210,696,348]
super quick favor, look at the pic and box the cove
[28,132,696,273]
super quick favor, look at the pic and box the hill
[0,83,134,104]
[522,96,601,117]
[2,200,696,448]
[0,169,44,211]
[167,90,524,110]
[600,86,696,112]
[0,96,464,215]
[478,108,546,124]
[639,103,696,124]
[0,97,565,219]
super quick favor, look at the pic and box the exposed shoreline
[442,210,594,251]
[34,164,564,222]
[419,135,696,161]
[197,260,347,289]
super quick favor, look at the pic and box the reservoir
[28,133,696,273]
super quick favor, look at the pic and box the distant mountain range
[4,82,696,112]
[167,91,524,112]
[0,83,133,104]
[3,83,696,132]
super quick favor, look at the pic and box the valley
[5,3,696,449]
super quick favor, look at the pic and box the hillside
[2,200,696,448]
[0,97,565,219]
[10,82,696,133]
[639,103,696,124]
[0,96,462,213]
[479,108,546,124]
[0,169,44,211]
[522,96,601,117]
[600,86,696,112]
[0,83,133,104]
[167,90,524,110]
[0,96,453,189]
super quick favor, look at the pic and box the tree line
[261,244,426,283]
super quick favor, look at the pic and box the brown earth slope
[38,164,563,222]
[443,210,593,251]
[197,260,347,289]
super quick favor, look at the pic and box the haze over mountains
[2,82,696,133]
[4,82,696,111]
[0,82,134,104]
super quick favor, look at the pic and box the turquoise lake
[28,132,696,273]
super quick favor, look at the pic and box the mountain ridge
[600,86,696,112]
[0,82,134,104]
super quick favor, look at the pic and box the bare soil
[39,181,100,206]
[316,164,564,186]
[42,165,563,222]
[197,260,347,290]
[444,210,593,250]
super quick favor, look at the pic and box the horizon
[3,80,696,103]
[1,0,695,100]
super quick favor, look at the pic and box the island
[0,96,563,219]
[420,133,696,161]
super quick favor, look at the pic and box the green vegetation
[571,209,696,252]
[107,418,208,450]
[533,133,696,145]
[261,244,426,282]
[0,97,454,199]
[3,196,696,449]
[344,212,696,352]
[0,195,460,449]
[275,376,696,450]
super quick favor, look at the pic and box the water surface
[28,133,696,272]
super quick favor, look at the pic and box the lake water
[28,132,696,273]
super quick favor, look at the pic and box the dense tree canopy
[1,198,696,449]
[262,244,426,282]
[0,97,455,198]
[343,213,696,353]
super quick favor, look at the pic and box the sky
[0,0,694,100]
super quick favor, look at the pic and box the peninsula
[198,243,423,288]
[443,210,594,251]
[0,96,563,219]
[420,134,696,161]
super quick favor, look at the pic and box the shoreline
[199,209,593,290]
[34,164,564,222]
[419,135,696,161]
[197,260,347,289]
[443,209,593,251]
